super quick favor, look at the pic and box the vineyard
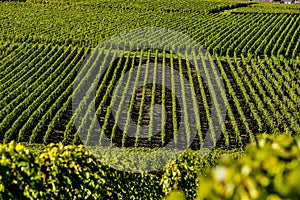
[230,3,300,14]
[1,0,300,199]
[1,1,300,58]
[0,44,299,150]
[0,0,300,150]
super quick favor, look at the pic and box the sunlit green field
[0,0,300,199]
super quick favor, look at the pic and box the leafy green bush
[198,133,300,200]
[0,142,243,199]
[0,142,105,199]
[160,149,243,199]
[6,134,298,199]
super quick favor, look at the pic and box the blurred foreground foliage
[0,141,242,199]
[1,134,299,199]
[197,133,300,200]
